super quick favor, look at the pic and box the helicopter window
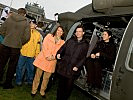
[129,47,133,68]
[127,38,133,69]
[65,22,94,42]
[65,22,81,41]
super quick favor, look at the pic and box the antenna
[9,0,13,8]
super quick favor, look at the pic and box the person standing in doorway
[0,8,30,89]
[85,30,116,93]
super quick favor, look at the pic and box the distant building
[0,2,54,26]
[25,2,45,21]
[0,2,45,21]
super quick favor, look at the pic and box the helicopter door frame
[110,17,133,100]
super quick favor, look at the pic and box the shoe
[31,93,36,97]
[3,84,14,89]
[16,81,22,85]
[16,83,22,86]
[24,82,28,85]
[41,95,46,98]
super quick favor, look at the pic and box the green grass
[0,65,90,100]
[0,79,90,100]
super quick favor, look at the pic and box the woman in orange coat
[31,26,65,98]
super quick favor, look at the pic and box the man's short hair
[17,8,26,15]
[75,25,85,32]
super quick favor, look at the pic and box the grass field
[0,77,90,100]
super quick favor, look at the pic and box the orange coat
[33,34,65,73]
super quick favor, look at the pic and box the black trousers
[85,58,102,89]
[56,75,76,100]
[0,44,20,85]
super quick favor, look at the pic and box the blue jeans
[16,55,35,85]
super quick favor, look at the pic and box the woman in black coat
[56,25,89,100]
[85,30,116,93]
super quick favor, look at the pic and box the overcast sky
[0,0,92,20]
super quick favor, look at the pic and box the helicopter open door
[110,17,133,100]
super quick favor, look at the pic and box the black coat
[91,40,116,69]
[56,37,89,78]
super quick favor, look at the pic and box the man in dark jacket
[56,25,89,100]
[0,8,30,89]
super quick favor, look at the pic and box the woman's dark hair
[52,25,64,37]
[103,30,114,43]
[104,30,112,36]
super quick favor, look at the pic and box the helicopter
[44,0,133,99]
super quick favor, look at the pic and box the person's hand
[57,54,61,59]
[91,54,96,59]
[46,55,56,61]
[73,67,78,71]
[96,52,100,58]
[46,56,52,61]
[51,55,55,60]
